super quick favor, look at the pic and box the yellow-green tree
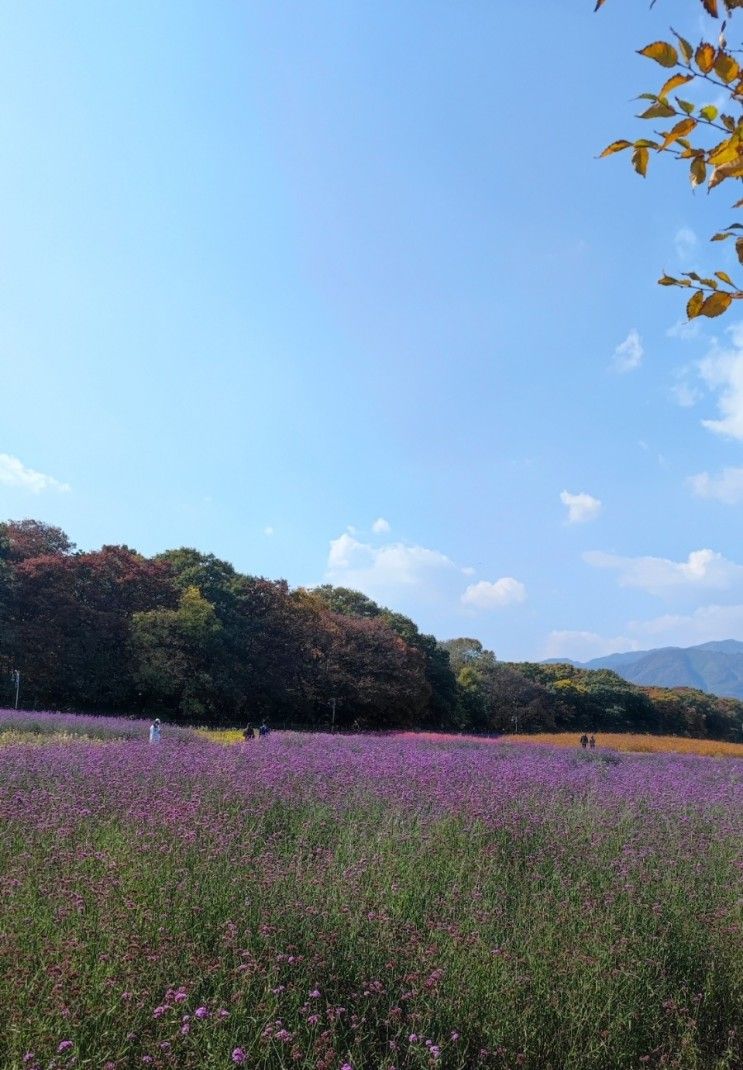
[599,0,743,318]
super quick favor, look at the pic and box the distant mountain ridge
[554,640,743,700]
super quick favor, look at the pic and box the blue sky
[3,0,743,661]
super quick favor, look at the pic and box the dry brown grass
[503,732,743,758]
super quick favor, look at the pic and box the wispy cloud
[0,453,70,494]
[674,225,698,262]
[372,517,391,534]
[670,380,701,408]
[698,322,743,440]
[583,547,743,595]
[461,577,526,610]
[611,329,643,373]
[688,466,743,505]
[546,602,743,661]
[560,490,602,524]
[544,630,640,662]
[667,317,702,341]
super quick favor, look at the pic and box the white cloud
[667,317,702,341]
[671,380,701,407]
[461,577,526,610]
[264,526,275,536]
[326,531,457,599]
[698,322,743,440]
[544,630,640,662]
[674,225,698,261]
[372,517,391,534]
[688,467,743,505]
[0,453,70,494]
[547,603,743,660]
[583,547,743,595]
[560,490,602,524]
[629,603,743,647]
[612,328,644,373]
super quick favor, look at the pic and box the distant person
[243,724,255,741]
[258,722,269,738]
[149,718,162,744]
[589,734,596,750]
[580,733,588,749]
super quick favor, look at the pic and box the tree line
[0,519,740,740]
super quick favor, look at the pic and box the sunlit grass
[504,731,743,757]
[197,727,249,744]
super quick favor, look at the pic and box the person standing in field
[580,733,588,749]
[243,724,255,741]
[589,734,596,749]
[258,722,269,738]
[149,718,162,744]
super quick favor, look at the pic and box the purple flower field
[0,717,741,1069]
[0,707,195,743]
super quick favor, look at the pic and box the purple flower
[231,1049,246,1065]
[194,1006,209,1019]
[57,1041,73,1054]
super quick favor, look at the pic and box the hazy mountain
[559,640,743,700]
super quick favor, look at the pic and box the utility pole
[11,669,20,709]
[328,697,341,733]
[512,712,519,734]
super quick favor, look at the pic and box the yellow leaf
[700,291,733,318]
[701,0,718,17]
[660,73,693,96]
[687,290,705,319]
[707,138,740,166]
[691,157,707,187]
[736,237,743,266]
[716,271,735,286]
[710,160,743,190]
[639,102,676,119]
[632,145,649,177]
[599,140,633,157]
[699,105,718,122]
[673,31,694,64]
[711,232,733,241]
[733,198,743,209]
[695,43,716,74]
[715,52,740,83]
[658,275,679,286]
[661,117,696,150]
[638,42,678,69]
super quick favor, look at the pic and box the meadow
[393,731,743,759]
[0,712,741,1069]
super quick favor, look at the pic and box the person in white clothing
[149,717,162,743]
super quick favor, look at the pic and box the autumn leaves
[601,26,743,319]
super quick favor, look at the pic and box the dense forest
[0,519,741,740]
